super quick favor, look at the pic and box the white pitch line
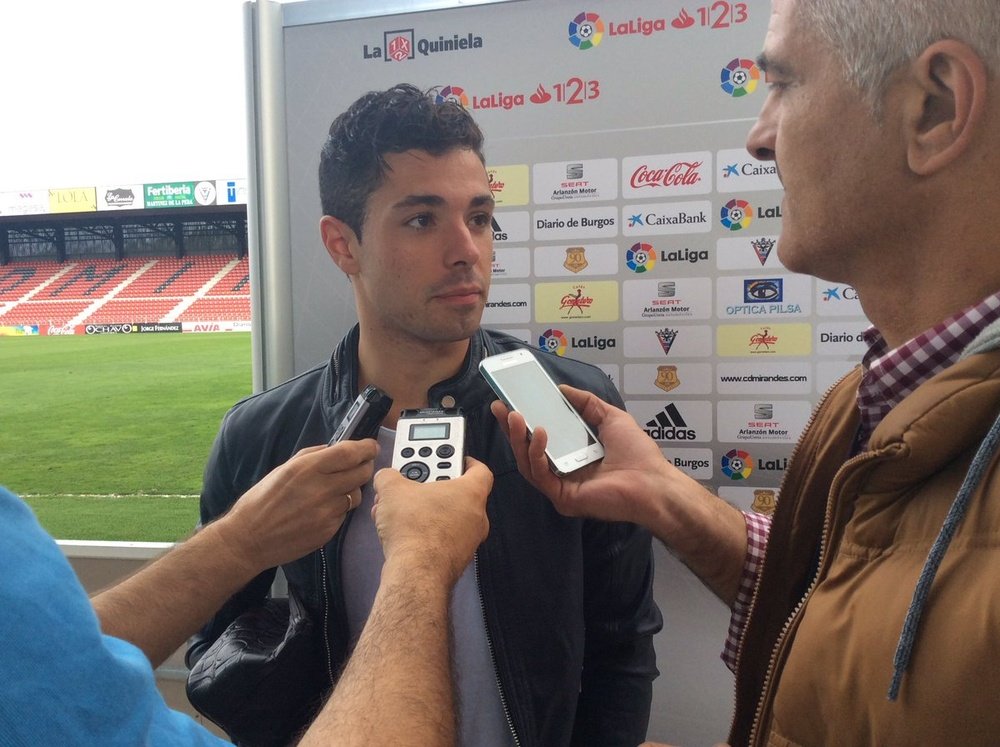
[23,493,199,499]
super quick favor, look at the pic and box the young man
[498,1,1000,745]
[0,450,494,746]
[190,84,661,747]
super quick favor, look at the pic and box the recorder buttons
[400,462,431,482]
[437,444,455,458]
[400,447,415,458]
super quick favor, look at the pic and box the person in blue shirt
[0,437,493,746]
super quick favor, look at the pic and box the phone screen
[486,358,598,460]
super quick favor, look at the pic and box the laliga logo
[433,85,469,107]
[721,449,753,480]
[720,198,753,231]
[568,11,604,50]
[625,243,656,273]
[539,328,569,356]
[720,58,760,97]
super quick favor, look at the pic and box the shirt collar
[856,290,1000,447]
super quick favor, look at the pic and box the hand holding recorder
[373,457,493,585]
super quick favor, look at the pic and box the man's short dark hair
[318,83,486,239]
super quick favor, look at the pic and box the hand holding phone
[479,349,604,475]
[329,385,393,444]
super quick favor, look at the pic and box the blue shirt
[0,486,229,746]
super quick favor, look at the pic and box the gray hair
[796,0,999,109]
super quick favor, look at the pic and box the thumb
[558,384,607,429]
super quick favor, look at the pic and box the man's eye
[470,213,492,228]
[407,214,432,228]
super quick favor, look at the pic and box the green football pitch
[1,332,252,541]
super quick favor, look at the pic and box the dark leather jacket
[188,326,662,747]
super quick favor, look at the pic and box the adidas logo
[644,403,697,440]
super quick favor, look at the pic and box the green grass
[0,333,252,541]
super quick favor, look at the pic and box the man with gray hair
[496,0,1000,744]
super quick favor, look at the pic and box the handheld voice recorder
[329,385,394,444]
[391,408,466,482]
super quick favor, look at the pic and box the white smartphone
[479,349,604,475]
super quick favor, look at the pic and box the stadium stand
[0,205,250,332]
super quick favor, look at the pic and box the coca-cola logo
[630,162,703,189]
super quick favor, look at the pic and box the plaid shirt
[722,290,1000,670]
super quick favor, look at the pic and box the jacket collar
[326,324,497,412]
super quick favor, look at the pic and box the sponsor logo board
[215,179,248,205]
[621,152,712,199]
[534,206,618,240]
[716,361,813,394]
[815,321,869,357]
[533,244,618,277]
[718,486,780,514]
[716,148,781,192]
[716,400,812,442]
[716,235,784,270]
[49,188,96,214]
[482,283,531,324]
[662,447,714,480]
[623,201,712,236]
[534,280,619,322]
[622,277,712,321]
[816,283,865,317]
[629,399,713,442]
[623,362,713,395]
[716,323,813,356]
[533,158,618,204]
[717,274,811,318]
[363,28,484,61]
[623,325,714,358]
[491,211,530,243]
[487,165,529,206]
[97,185,144,211]
[491,247,531,278]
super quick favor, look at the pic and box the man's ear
[320,216,361,276]
[905,39,987,175]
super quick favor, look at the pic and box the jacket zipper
[475,550,521,747]
[739,370,876,745]
[319,545,336,685]
[746,449,877,745]
[726,371,847,744]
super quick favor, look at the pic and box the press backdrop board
[245,1,869,743]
